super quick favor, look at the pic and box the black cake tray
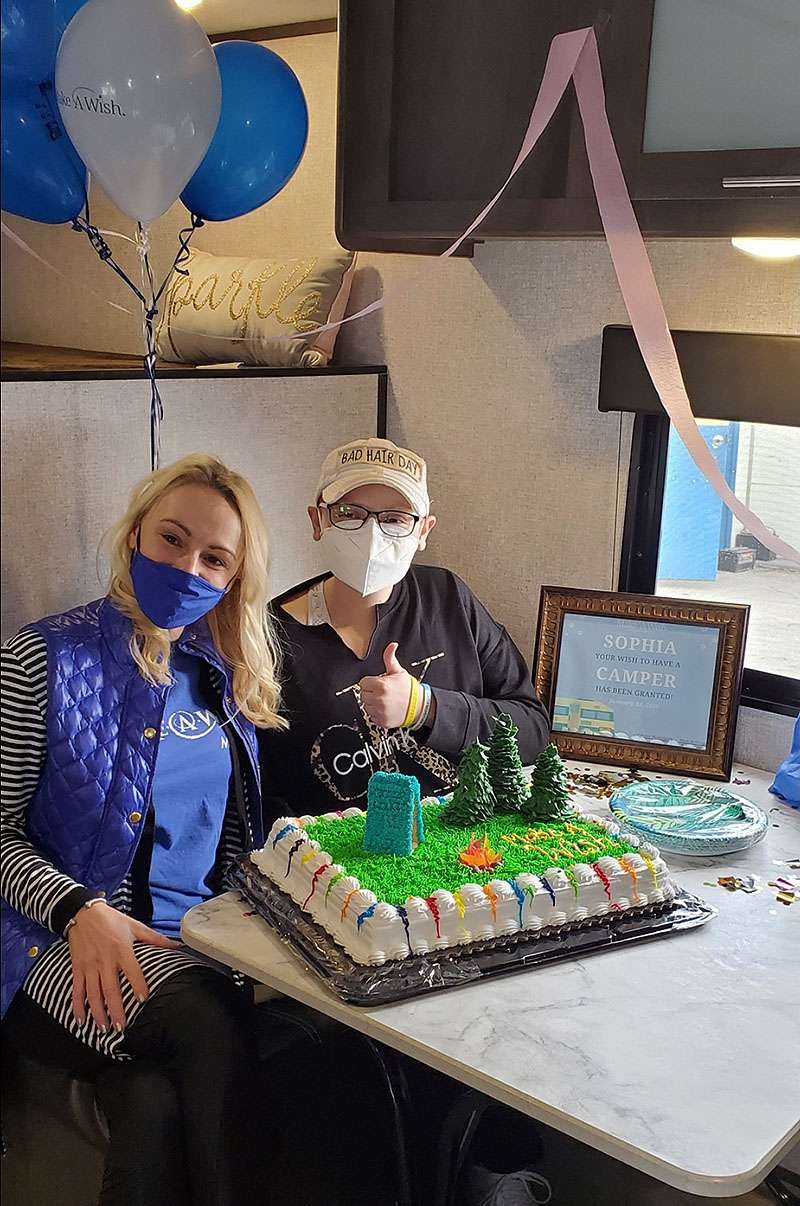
[232,857,715,1007]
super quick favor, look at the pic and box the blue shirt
[149,649,232,936]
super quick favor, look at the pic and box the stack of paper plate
[609,780,768,856]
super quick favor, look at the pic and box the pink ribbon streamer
[313,26,799,561]
[3,28,795,560]
[1,219,134,315]
[570,30,798,563]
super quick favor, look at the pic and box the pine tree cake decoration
[524,742,571,823]
[440,741,496,827]
[487,713,529,813]
[363,772,424,855]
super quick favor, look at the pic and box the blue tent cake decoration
[363,771,424,855]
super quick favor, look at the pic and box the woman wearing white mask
[261,438,550,819]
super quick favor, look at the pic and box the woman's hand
[359,643,414,729]
[68,901,179,1031]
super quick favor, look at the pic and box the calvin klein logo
[57,87,126,118]
[310,724,414,801]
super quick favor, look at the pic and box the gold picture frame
[533,587,749,780]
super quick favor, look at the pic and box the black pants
[4,968,265,1206]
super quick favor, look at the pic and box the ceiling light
[175,0,202,10]
[731,238,800,261]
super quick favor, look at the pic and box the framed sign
[533,588,749,780]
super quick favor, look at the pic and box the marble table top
[182,764,799,1197]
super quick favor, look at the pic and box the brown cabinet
[336,0,800,250]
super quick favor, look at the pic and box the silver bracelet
[411,683,432,732]
[63,893,107,938]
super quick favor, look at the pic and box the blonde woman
[1,454,285,1205]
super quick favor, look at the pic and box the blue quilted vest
[1,597,262,1017]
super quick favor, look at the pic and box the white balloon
[55,0,220,223]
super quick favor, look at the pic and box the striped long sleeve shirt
[1,629,247,1057]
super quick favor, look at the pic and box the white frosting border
[250,803,676,966]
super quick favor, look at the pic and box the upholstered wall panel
[1,373,380,639]
[2,31,798,668]
[338,241,799,663]
[733,707,796,773]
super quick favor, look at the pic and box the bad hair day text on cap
[339,446,423,481]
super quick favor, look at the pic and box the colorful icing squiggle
[272,822,298,849]
[285,837,305,877]
[425,895,442,938]
[482,884,498,920]
[356,903,378,931]
[300,848,318,866]
[640,851,659,889]
[619,856,641,902]
[324,870,346,905]
[396,905,413,953]
[341,888,359,921]
[302,862,331,909]
[507,878,526,927]
[592,862,613,901]
[540,875,556,907]
[453,889,466,919]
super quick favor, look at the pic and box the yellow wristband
[402,676,421,728]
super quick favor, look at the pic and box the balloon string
[71,214,148,307]
[136,215,204,470]
[136,223,163,472]
[68,203,204,470]
[96,228,139,246]
[153,214,205,305]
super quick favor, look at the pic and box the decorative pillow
[156,247,356,367]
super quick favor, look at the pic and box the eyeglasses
[321,502,420,538]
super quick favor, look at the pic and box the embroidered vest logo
[162,708,218,741]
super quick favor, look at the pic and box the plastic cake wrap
[231,859,715,1007]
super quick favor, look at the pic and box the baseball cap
[316,438,430,516]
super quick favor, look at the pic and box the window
[655,420,799,680]
[619,413,800,715]
[601,325,800,717]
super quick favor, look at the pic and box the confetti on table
[566,767,649,798]
[768,877,797,893]
[707,874,798,905]
[708,875,761,894]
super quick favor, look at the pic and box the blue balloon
[55,0,90,29]
[1,76,86,222]
[1,0,89,85]
[181,41,308,222]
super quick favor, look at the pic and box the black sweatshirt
[259,566,550,825]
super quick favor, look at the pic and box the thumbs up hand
[359,643,415,729]
[382,642,403,676]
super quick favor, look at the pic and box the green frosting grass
[305,804,639,904]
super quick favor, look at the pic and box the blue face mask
[130,548,226,630]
